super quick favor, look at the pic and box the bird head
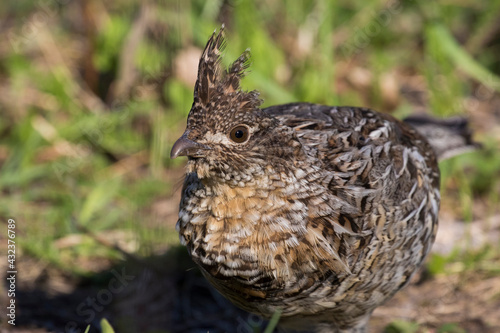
[170,27,299,182]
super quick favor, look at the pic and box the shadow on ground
[10,246,270,333]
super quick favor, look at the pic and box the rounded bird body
[172,27,444,332]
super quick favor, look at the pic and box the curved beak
[170,132,210,159]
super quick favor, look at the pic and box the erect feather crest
[194,26,262,110]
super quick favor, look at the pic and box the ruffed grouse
[171,27,477,332]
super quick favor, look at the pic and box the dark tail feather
[404,115,481,161]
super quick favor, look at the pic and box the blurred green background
[1,0,500,332]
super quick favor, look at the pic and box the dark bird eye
[229,125,250,143]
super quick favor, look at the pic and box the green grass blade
[429,23,500,91]
[263,309,281,333]
[79,177,122,225]
[100,318,116,333]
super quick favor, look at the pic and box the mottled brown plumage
[170,27,475,332]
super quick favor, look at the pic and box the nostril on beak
[170,133,208,159]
